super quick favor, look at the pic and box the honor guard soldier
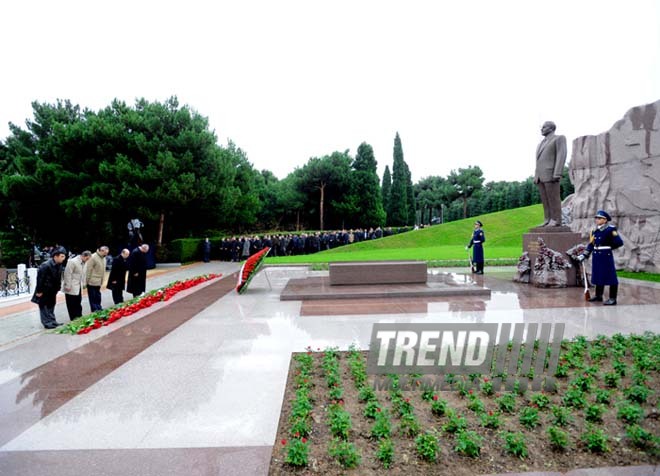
[578,210,624,305]
[467,220,486,274]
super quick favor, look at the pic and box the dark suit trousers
[537,181,561,222]
[87,285,102,312]
[65,292,83,320]
[111,286,124,304]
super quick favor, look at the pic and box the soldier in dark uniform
[467,220,486,274]
[578,210,623,305]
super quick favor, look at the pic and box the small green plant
[455,430,482,457]
[363,400,382,419]
[481,377,494,396]
[502,431,528,459]
[551,405,573,427]
[624,385,650,404]
[358,385,376,402]
[585,403,606,423]
[496,393,516,413]
[328,438,361,468]
[594,389,612,405]
[617,402,644,424]
[328,407,352,440]
[328,385,344,400]
[519,407,539,429]
[415,431,440,462]
[554,362,569,378]
[625,424,656,450]
[421,388,436,401]
[467,395,486,414]
[603,371,620,388]
[399,413,421,437]
[431,395,448,416]
[581,426,609,453]
[442,411,468,434]
[283,438,309,467]
[480,410,502,429]
[376,438,394,468]
[547,425,569,451]
[562,388,586,409]
[289,417,311,438]
[371,411,392,440]
[631,370,649,386]
[530,393,550,410]
[397,397,414,416]
[612,359,627,377]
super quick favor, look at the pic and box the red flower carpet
[56,273,222,335]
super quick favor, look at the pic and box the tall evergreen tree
[381,165,391,221]
[352,142,386,226]
[388,132,408,226]
[404,161,415,225]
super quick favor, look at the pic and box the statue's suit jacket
[534,133,567,183]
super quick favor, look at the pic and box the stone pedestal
[523,226,582,286]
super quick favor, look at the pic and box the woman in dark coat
[127,244,149,298]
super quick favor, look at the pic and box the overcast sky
[2,0,659,183]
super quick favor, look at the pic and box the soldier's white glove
[465,246,469,250]
[577,254,586,262]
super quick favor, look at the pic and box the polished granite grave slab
[281,272,491,300]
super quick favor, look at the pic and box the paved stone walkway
[0,264,658,475]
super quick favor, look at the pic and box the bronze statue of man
[534,121,567,226]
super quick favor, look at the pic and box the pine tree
[404,161,415,225]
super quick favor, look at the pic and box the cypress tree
[388,132,408,226]
[381,165,391,221]
[353,142,386,226]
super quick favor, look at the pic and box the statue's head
[541,121,556,136]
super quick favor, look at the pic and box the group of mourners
[32,244,151,329]
[466,208,624,305]
[205,227,403,262]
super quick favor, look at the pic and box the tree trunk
[319,182,326,231]
[462,196,468,219]
[296,210,300,231]
[157,212,165,246]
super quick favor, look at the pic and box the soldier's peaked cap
[594,210,612,221]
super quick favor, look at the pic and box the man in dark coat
[32,247,67,329]
[467,220,486,274]
[127,244,149,298]
[107,249,130,304]
[578,210,624,305]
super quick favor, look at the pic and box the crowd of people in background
[31,244,150,329]
[216,227,402,261]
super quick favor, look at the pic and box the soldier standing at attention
[578,210,624,305]
[467,220,486,275]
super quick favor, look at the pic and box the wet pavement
[0,264,658,475]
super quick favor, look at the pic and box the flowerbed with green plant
[56,273,221,335]
[270,333,659,475]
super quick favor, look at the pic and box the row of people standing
[33,244,150,329]
[208,227,397,262]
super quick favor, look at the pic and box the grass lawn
[619,271,660,283]
[267,204,543,264]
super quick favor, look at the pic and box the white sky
[1,0,659,183]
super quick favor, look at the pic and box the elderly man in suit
[534,121,567,227]
[62,250,92,320]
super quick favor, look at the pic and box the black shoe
[588,296,603,302]
[44,322,63,329]
[603,299,617,306]
[475,271,484,275]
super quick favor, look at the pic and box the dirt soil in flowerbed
[269,334,660,475]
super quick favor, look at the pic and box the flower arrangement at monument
[236,247,270,294]
[513,251,531,283]
[533,237,571,288]
[56,273,222,335]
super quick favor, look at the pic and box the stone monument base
[523,226,582,286]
